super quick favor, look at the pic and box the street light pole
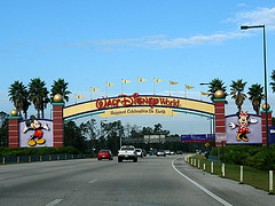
[241,24,269,147]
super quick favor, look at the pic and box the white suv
[118,145,138,162]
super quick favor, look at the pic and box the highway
[0,155,274,206]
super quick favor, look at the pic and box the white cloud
[54,7,275,50]
[228,7,275,30]
[22,31,245,51]
[94,32,244,49]
[55,32,244,51]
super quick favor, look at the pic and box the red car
[97,150,113,160]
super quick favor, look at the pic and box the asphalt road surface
[0,154,274,206]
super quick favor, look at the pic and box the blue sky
[1,1,275,134]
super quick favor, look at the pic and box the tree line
[207,71,275,114]
[7,72,275,119]
[64,120,178,154]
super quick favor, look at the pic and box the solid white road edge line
[172,159,232,206]
[45,199,63,206]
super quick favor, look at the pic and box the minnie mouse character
[229,110,258,142]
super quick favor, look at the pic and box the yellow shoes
[28,138,46,146]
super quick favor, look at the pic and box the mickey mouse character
[229,110,258,142]
[23,116,49,146]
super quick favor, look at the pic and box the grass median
[189,155,273,192]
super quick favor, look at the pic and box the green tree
[230,79,247,112]
[22,88,31,119]
[28,78,50,118]
[64,121,86,151]
[153,123,162,134]
[0,119,8,147]
[270,70,275,93]
[0,111,8,127]
[105,121,123,153]
[141,127,153,135]
[272,117,275,126]
[50,78,71,103]
[153,123,170,135]
[8,81,30,118]
[80,119,97,139]
[79,119,97,152]
[248,83,264,114]
[207,78,227,101]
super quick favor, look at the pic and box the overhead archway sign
[63,93,214,120]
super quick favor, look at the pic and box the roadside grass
[189,155,273,192]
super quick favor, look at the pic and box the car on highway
[118,145,138,162]
[135,148,143,158]
[148,149,158,156]
[157,150,166,157]
[97,149,113,160]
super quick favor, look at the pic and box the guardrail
[0,154,92,165]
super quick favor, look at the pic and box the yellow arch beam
[63,94,214,120]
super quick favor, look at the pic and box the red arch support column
[8,115,21,148]
[261,109,272,146]
[52,102,64,147]
[214,97,226,147]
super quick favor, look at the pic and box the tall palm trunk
[235,94,244,112]
[252,98,260,114]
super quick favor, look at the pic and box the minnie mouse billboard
[226,111,262,144]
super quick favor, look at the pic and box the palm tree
[153,123,163,134]
[230,79,247,112]
[8,81,30,118]
[22,89,31,119]
[207,78,227,101]
[50,78,71,103]
[28,78,50,118]
[247,83,264,114]
[270,70,275,92]
[141,126,153,135]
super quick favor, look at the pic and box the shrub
[55,146,79,154]
[221,145,256,165]
[247,147,275,170]
[0,146,80,156]
[209,145,275,171]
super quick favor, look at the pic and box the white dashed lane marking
[89,178,98,184]
[45,199,63,206]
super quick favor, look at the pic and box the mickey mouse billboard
[19,117,53,148]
